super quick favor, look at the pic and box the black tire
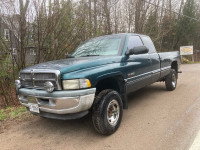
[165,69,177,91]
[92,89,123,135]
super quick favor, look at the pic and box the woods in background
[0,0,200,107]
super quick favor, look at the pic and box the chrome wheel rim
[172,73,177,87]
[107,99,120,126]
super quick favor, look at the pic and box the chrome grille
[21,80,32,86]
[34,73,56,80]
[34,80,57,87]
[19,70,61,90]
[20,73,31,80]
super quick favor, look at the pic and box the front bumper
[17,88,96,118]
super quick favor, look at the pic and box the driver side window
[127,36,144,50]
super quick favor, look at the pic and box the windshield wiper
[80,55,100,57]
[66,54,75,58]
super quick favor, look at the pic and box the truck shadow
[20,83,167,138]
[127,82,166,106]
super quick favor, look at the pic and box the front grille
[20,70,61,90]
[34,73,56,80]
[20,73,31,79]
[21,80,32,86]
[34,80,57,87]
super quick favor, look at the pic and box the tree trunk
[103,0,111,34]
[94,0,97,34]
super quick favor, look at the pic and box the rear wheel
[92,89,123,135]
[165,69,177,91]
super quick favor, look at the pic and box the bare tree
[18,0,30,69]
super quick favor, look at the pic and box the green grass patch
[0,111,7,120]
[182,61,200,64]
[0,106,30,121]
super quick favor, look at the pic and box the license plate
[29,103,40,113]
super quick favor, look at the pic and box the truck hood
[22,56,122,74]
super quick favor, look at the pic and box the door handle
[147,58,151,62]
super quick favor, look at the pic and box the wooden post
[196,51,198,62]
[181,55,183,63]
[192,55,194,62]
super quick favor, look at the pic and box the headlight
[62,79,91,90]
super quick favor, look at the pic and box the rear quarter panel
[158,51,180,78]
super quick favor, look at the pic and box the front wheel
[165,69,177,91]
[92,89,123,135]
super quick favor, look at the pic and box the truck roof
[98,33,148,38]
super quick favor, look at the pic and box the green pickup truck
[15,33,181,135]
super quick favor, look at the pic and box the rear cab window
[127,36,144,51]
[141,36,157,53]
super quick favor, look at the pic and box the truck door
[124,36,152,94]
[141,36,160,83]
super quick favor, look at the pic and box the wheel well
[95,76,125,95]
[95,76,128,109]
[171,61,178,73]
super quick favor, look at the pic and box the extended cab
[15,33,181,135]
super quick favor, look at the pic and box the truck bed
[158,51,180,78]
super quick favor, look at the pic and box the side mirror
[126,46,149,56]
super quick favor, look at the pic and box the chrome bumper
[17,88,96,115]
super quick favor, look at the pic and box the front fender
[95,71,124,85]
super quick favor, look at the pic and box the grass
[0,110,7,120]
[182,61,200,64]
[182,57,200,64]
[0,106,31,121]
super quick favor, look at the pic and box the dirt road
[1,64,200,150]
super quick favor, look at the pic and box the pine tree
[175,0,198,48]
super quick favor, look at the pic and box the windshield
[72,37,122,57]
